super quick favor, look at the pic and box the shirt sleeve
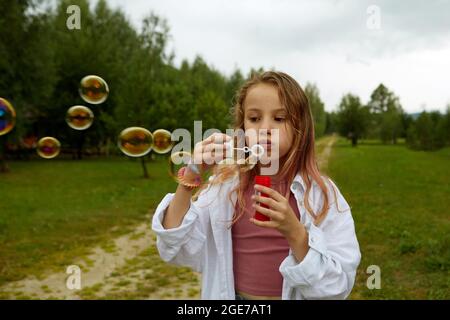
[279,181,361,299]
[151,187,213,273]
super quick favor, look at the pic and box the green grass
[1,138,448,300]
[328,138,450,299]
[0,155,176,286]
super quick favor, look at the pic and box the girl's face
[243,83,294,165]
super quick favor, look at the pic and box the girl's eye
[248,117,259,122]
[275,117,286,122]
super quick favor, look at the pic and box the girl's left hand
[250,184,304,240]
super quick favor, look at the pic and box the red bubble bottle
[254,175,271,221]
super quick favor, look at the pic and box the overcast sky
[98,0,450,113]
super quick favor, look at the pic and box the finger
[213,150,226,162]
[202,152,218,165]
[254,184,285,202]
[203,156,221,166]
[252,203,283,221]
[201,134,214,146]
[252,194,283,211]
[201,133,219,146]
[219,134,232,142]
[203,142,228,153]
[211,149,228,160]
[203,150,226,164]
[202,133,231,146]
[249,217,278,229]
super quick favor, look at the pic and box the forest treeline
[1,0,449,161]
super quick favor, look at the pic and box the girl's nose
[261,118,275,131]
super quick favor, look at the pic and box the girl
[152,71,361,300]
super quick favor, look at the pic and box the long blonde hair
[193,71,337,226]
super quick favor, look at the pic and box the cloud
[101,0,450,112]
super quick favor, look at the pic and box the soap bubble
[168,151,191,179]
[250,144,265,158]
[118,127,153,157]
[37,137,61,159]
[79,75,109,104]
[66,105,94,130]
[152,129,174,154]
[217,143,263,173]
[0,98,16,136]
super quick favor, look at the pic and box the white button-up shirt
[151,173,361,300]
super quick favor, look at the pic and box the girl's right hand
[192,133,231,171]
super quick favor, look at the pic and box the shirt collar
[226,171,307,193]
[291,173,307,193]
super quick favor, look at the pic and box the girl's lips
[257,141,273,152]
[258,140,271,146]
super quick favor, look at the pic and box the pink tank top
[232,179,301,296]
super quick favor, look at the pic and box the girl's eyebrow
[246,108,286,113]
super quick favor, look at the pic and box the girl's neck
[255,165,287,184]
[256,155,289,180]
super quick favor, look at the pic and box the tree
[407,112,433,150]
[0,0,57,171]
[400,112,414,140]
[325,111,338,134]
[406,109,449,151]
[50,0,140,159]
[111,12,172,178]
[367,84,404,144]
[188,56,229,131]
[430,111,446,149]
[0,0,249,174]
[379,108,403,144]
[305,83,326,138]
[337,94,369,147]
[225,69,245,109]
[441,105,450,146]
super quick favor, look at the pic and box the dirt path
[1,136,336,300]
[0,219,200,300]
[317,134,337,170]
